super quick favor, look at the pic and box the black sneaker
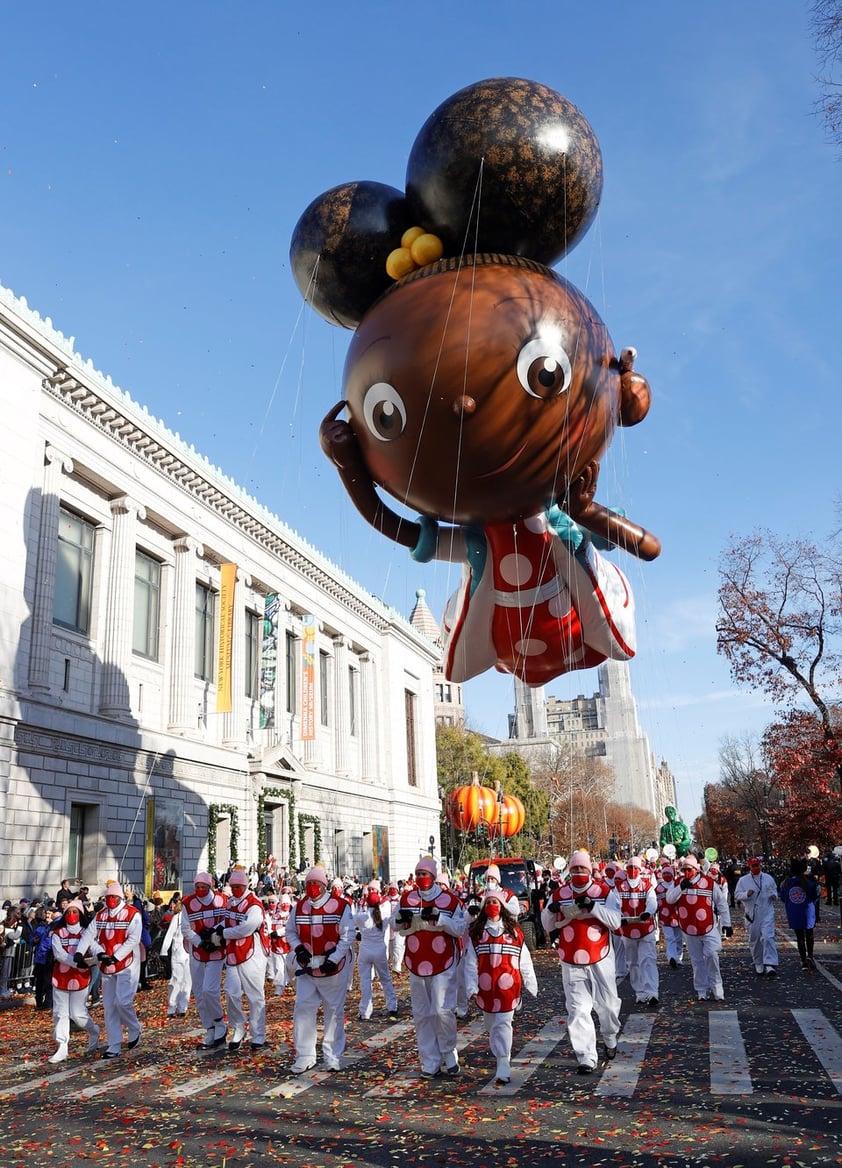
[249,1042,267,1052]
[420,1068,442,1078]
[648,997,660,1008]
[603,1045,617,1061]
[668,958,677,969]
[388,1010,399,1021]
[127,1034,141,1050]
[577,1063,596,1075]
[444,1063,460,1077]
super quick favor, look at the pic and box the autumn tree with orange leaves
[717,527,842,853]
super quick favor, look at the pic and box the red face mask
[104,896,120,910]
[306,882,325,900]
[368,892,381,906]
[230,884,248,897]
[194,884,211,896]
[64,910,80,925]
[570,873,591,893]
[749,864,762,875]
[415,872,434,892]
[485,900,501,919]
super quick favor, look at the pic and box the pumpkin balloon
[489,794,526,838]
[446,784,498,832]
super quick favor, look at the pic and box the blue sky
[1,2,838,820]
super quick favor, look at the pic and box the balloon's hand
[319,402,365,472]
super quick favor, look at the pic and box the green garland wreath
[256,786,297,869]
[297,813,322,867]
[207,803,239,876]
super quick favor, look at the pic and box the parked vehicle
[468,857,541,949]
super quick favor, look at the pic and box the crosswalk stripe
[166,1069,232,1098]
[77,1065,160,1098]
[792,1009,842,1093]
[0,1066,81,1098]
[596,1014,654,1097]
[266,1021,415,1098]
[478,1017,566,1096]
[361,1019,486,1098]
[709,1011,752,1095]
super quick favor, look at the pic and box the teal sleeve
[411,515,439,563]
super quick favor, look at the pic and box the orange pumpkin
[446,784,498,832]
[488,794,526,838]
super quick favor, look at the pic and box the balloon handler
[292,77,660,688]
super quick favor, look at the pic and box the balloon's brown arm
[567,460,662,562]
[320,402,420,550]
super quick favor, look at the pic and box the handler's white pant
[482,1008,515,1073]
[408,966,459,1074]
[622,932,659,1001]
[662,924,684,965]
[612,931,628,980]
[389,930,405,974]
[167,947,191,1015]
[225,952,268,1043]
[102,963,141,1052]
[52,986,99,1047]
[292,963,353,1065]
[745,910,778,969]
[561,958,621,1068]
[189,954,225,1028]
[684,929,724,997]
[357,947,397,1017]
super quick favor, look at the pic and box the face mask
[485,901,501,919]
[306,882,324,901]
[570,873,591,893]
[64,911,80,925]
[627,870,641,889]
[485,879,499,891]
[368,892,381,906]
[104,896,120,911]
[230,885,248,898]
[415,872,434,892]
[749,866,761,875]
[195,884,211,897]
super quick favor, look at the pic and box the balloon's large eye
[362,382,407,441]
[516,336,572,399]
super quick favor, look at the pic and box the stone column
[332,635,350,776]
[359,652,378,781]
[222,569,251,747]
[99,496,146,715]
[28,445,74,692]
[167,536,204,735]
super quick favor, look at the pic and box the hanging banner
[215,563,237,713]
[259,593,281,729]
[301,614,317,741]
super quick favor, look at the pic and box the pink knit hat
[228,867,249,887]
[415,857,438,877]
[64,899,84,913]
[569,850,592,871]
[482,889,507,908]
[485,864,501,882]
[304,865,328,886]
[195,871,214,887]
[103,880,122,898]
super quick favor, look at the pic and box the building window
[195,583,216,680]
[68,802,92,880]
[405,689,418,787]
[245,610,260,699]
[54,508,95,633]
[133,550,161,660]
[319,650,330,726]
[285,631,297,715]
[349,666,359,737]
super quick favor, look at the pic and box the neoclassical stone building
[0,285,441,898]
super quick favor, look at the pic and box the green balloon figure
[659,805,691,858]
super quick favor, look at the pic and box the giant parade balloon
[290,78,660,687]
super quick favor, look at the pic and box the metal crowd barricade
[8,940,34,991]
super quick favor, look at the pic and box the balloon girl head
[291,78,660,687]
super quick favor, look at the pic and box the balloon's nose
[452,395,476,417]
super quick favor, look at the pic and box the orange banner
[301,614,316,740]
[216,563,237,713]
